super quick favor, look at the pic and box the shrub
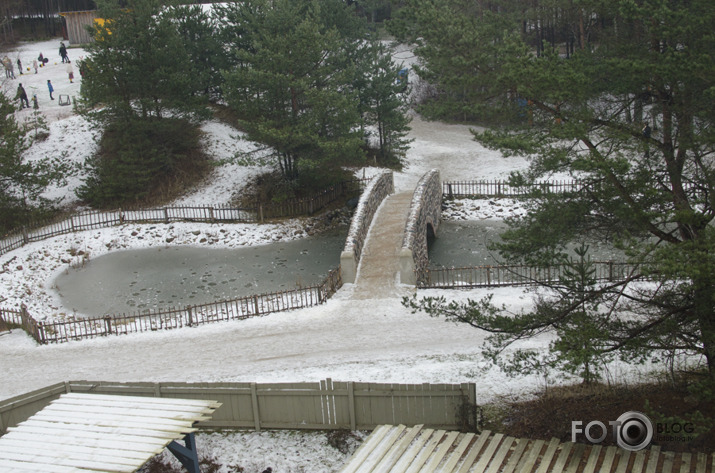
[77,117,209,208]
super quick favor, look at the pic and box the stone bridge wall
[400,169,441,285]
[340,171,394,283]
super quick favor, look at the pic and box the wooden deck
[0,393,221,473]
[340,425,713,473]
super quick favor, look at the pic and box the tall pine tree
[0,92,67,232]
[221,0,365,182]
[405,0,715,382]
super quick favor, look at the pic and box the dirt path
[351,191,414,300]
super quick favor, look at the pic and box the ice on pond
[429,220,626,268]
[54,227,347,317]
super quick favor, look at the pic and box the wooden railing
[1,268,342,345]
[419,261,640,289]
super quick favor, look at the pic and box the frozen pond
[53,227,347,317]
[429,220,625,268]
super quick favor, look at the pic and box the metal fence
[0,178,370,259]
[0,379,477,434]
[420,261,640,289]
[1,268,342,345]
[442,180,583,198]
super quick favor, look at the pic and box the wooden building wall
[60,10,97,45]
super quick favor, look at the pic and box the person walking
[59,42,69,63]
[66,61,74,83]
[32,59,38,74]
[6,59,15,79]
[2,57,10,79]
[47,80,54,100]
[15,83,29,109]
[16,58,22,75]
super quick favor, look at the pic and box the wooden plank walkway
[0,393,221,473]
[340,425,713,473]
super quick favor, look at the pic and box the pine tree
[404,0,715,382]
[0,92,67,232]
[77,0,210,207]
[79,0,209,123]
[356,41,412,166]
[220,0,367,181]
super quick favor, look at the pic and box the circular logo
[615,411,653,451]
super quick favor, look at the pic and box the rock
[16,265,23,270]
[192,230,201,236]
[165,237,175,243]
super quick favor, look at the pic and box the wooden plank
[501,438,530,473]
[564,442,586,473]
[631,451,647,473]
[614,450,632,473]
[391,429,435,473]
[646,445,661,473]
[54,393,221,409]
[661,451,675,473]
[437,433,475,473]
[49,398,218,416]
[41,403,215,421]
[355,424,407,473]
[374,424,425,473]
[680,453,692,473]
[404,429,447,473]
[9,419,186,441]
[58,392,220,408]
[0,437,151,461]
[600,446,618,472]
[515,439,545,473]
[549,441,574,472]
[1,429,165,454]
[582,445,603,473]
[455,430,492,473]
[29,410,203,431]
[340,425,392,473]
[418,431,460,473]
[534,438,561,473]
[470,432,505,473]
[484,436,515,473]
[0,458,107,473]
[695,453,707,473]
[0,449,136,473]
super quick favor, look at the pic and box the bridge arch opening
[426,221,437,251]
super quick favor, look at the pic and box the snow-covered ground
[0,39,660,472]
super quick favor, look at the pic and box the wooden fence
[442,180,583,198]
[0,380,477,435]
[419,261,640,289]
[0,178,370,259]
[0,268,342,345]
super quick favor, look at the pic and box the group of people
[9,41,80,111]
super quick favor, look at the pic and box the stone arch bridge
[342,169,441,297]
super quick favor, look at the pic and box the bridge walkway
[350,191,413,300]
